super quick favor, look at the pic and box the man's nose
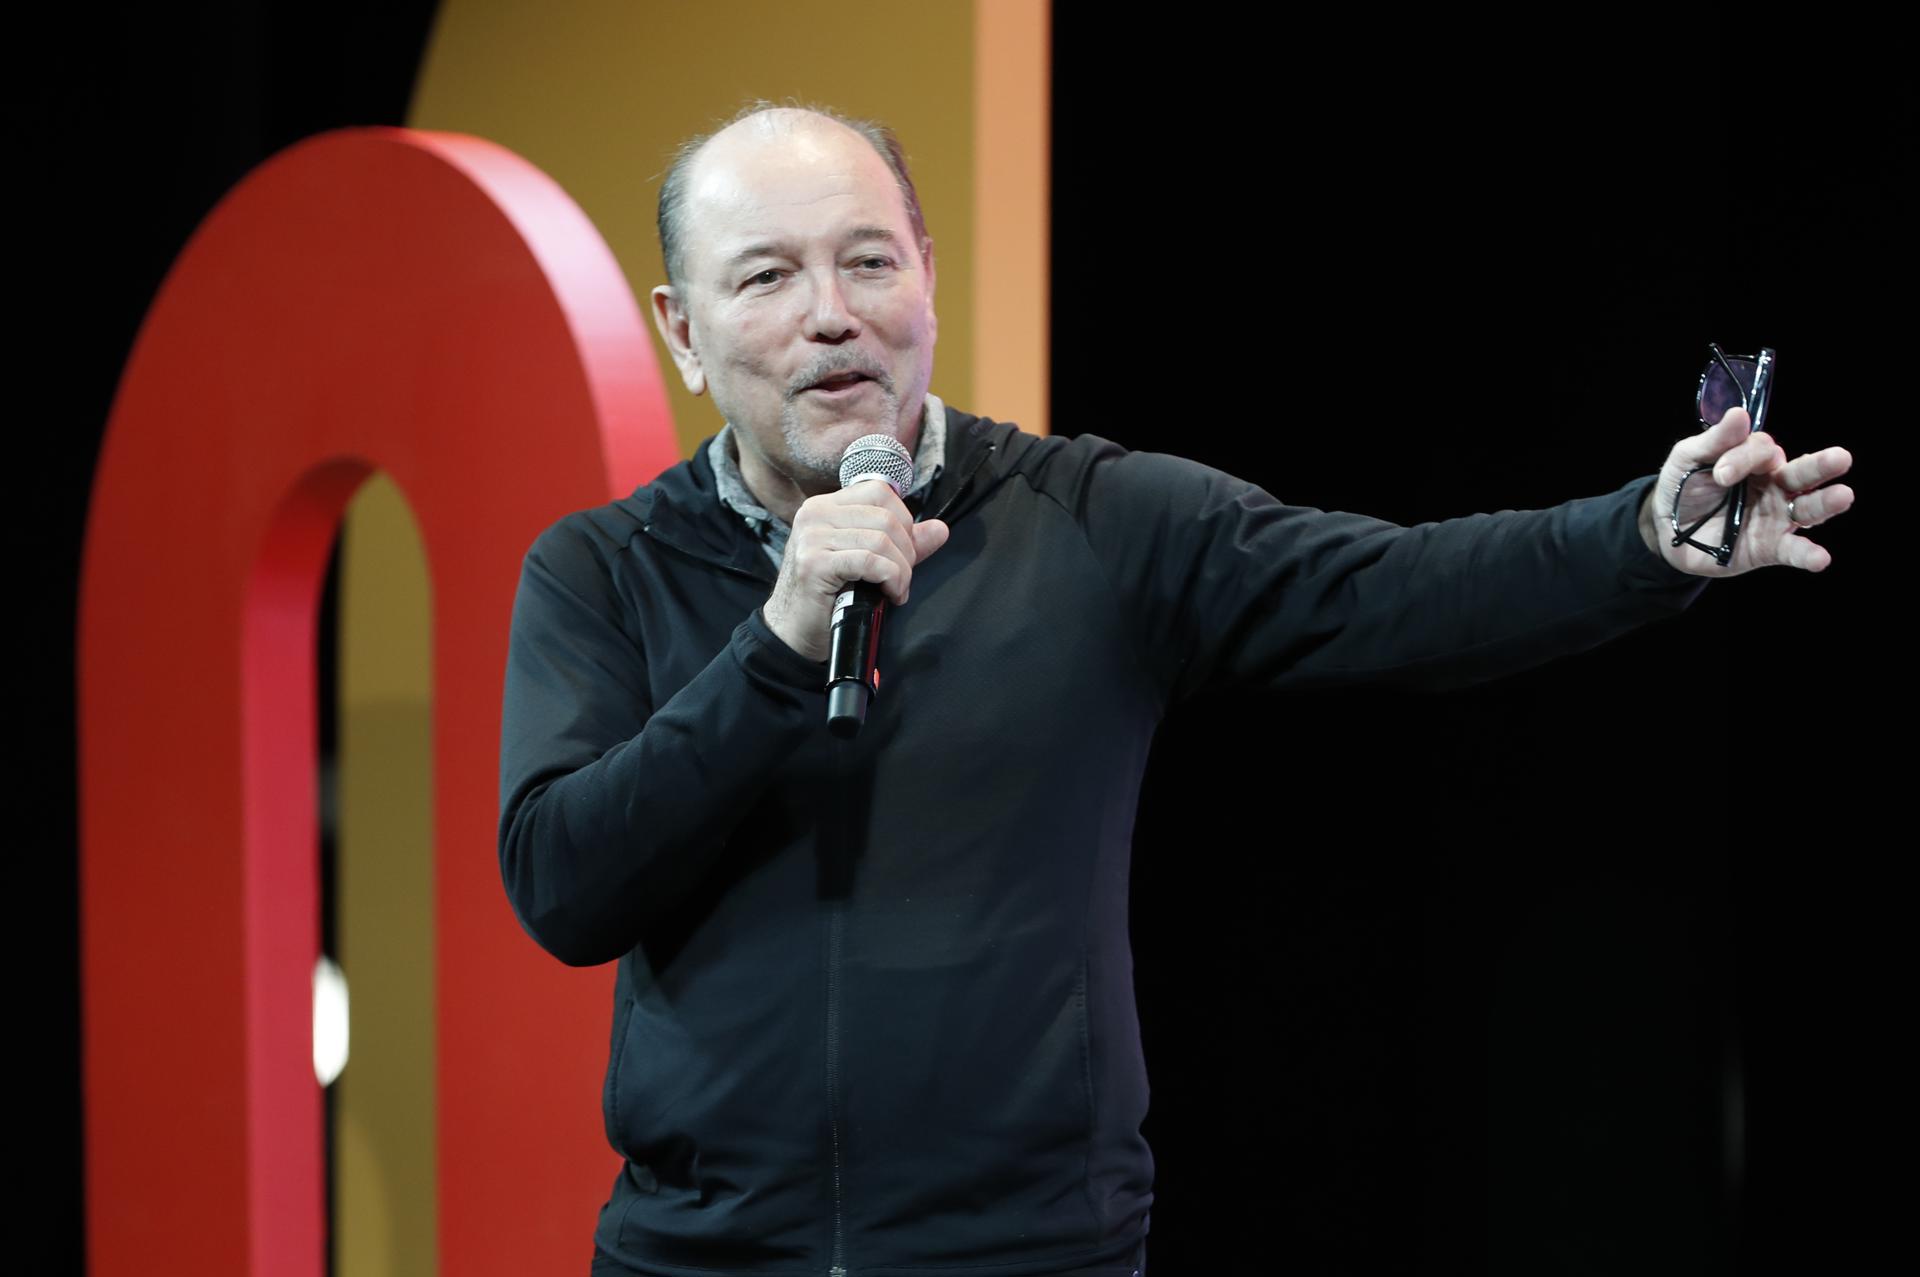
[804,270,861,342]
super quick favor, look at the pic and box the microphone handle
[825,582,885,738]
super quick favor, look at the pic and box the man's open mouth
[804,371,879,394]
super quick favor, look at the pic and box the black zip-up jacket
[499,409,1701,1276]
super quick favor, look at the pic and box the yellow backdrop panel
[410,0,1000,453]
[336,473,436,1277]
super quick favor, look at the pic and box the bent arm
[497,528,820,967]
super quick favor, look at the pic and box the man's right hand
[762,479,950,663]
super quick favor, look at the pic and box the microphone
[826,434,915,738]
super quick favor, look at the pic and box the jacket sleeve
[496,518,822,967]
[1065,438,1703,705]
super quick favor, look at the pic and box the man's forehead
[684,114,910,245]
[698,107,866,165]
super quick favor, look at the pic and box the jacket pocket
[602,991,636,1158]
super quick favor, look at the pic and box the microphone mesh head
[838,434,915,496]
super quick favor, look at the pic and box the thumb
[1673,406,1750,469]
[910,518,950,561]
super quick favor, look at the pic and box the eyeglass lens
[1697,355,1758,429]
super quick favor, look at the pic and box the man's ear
[919,237,938,338]
[650,284,706,396]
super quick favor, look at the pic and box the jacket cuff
[737,607,828,693]
[1610,475,1707,598]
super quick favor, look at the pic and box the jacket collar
[921,405,1019,522]
[624,437,778,582]
[629,403,1019,579]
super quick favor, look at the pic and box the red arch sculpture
[78,128,677,1276]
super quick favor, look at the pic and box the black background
[24,6,1905,1274]
[1054,10,1904,1274]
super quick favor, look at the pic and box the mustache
[787,352,894,398]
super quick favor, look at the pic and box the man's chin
[784,399,907,477]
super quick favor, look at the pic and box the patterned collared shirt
[707,394,949,568]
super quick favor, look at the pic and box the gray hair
[656,100,930,302]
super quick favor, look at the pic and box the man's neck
[734,447,814,527]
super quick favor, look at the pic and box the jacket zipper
[825,441,993,1277]
[923,439,997,526]
[648,438,999,1277]
[826,737,853,1277]
[826,893,848,1277]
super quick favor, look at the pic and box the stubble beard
[778,377,905,490]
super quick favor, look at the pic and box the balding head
[657,103,929,300]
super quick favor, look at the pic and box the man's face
[652,113,938,504]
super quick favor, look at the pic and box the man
[498,105,1852,1277]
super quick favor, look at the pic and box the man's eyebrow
[721,228,903,271]
[723,242,790,270]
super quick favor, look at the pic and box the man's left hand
[1638,406,1855,576]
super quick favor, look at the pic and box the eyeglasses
[1671,343,1776,567]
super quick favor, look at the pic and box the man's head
[650,104,938,512]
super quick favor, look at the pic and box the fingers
[766,485,938,659]
[790,486,947,605]
[828,478,924,516]
[820,543,915,603]
[1707,404,1751,433]
[816,483,950,563]
[798,529,916,603]
[1783,483,1855,529]
[1770,529,1834,573]
[806,499,918,567]
[911,518,950,560]
[1711,431,1786,486]
[1680,411,1854,500]
[1773,445,1855,495]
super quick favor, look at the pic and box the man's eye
[747,269,782,287]
[855,257,890,272]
